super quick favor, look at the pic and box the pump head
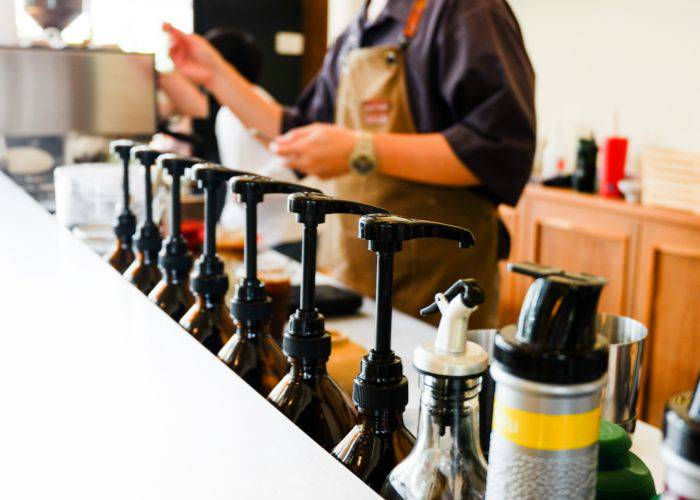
[415,279,488,378]
[283,192,387,360]
[131,145,162,168]
[351,214,476,411]
[493,262,609,385]
[110,139,137,164]
[663,375,700,467]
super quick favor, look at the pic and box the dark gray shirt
[282,0,536,206]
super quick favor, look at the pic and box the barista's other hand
[163,23,226,86]
[272,124,355,179]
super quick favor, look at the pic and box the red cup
[599,137,628,198]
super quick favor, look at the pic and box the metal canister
[485,264,609,499]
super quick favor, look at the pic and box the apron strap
[399,0,429,49]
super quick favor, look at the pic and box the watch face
[353,155,375,175]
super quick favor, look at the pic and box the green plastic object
[596,420,657,499]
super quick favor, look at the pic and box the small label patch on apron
[361,98,392,127]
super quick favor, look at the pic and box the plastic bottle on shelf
[485,262,609,500]
[267,192,387,451]
[331,214,475,493]
[179,164,251,354]
[106,140,137,273]
[541,123,568,180]
[383,279,489,499]
[123,146,163,295]
[147,155,201,320]
[217,175,319,396]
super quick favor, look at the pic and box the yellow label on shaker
[492,401,601,451]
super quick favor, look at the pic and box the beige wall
[509,0,700,173]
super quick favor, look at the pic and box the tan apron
[321,0,501,328]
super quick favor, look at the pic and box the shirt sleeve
[281,33,348,133]
[438,4,536,206]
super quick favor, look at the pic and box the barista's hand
[163,23,226,86]
[272,124,355,179]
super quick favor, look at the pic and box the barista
[164,0,536,328]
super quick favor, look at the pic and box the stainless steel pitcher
[597,313,648,432]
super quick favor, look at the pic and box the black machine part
[352,214,475,411]
[494,261,609,385]
[283,192,387,360]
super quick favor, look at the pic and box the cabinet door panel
[635,223,700,426]
[521,200,638,317]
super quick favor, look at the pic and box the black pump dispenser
[123,146,163,294]
[218,175,320,396]
[179,164,251,353]
[267,192,387,450]
[332,214,475,493]
[147,154,202,321]
[106,139,138,273]
[493,262,609,384]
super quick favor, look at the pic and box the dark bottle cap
[353,214,475,410]
[493,262,609,384]
[229,176,320,324]
[283,192,387,360]
[189,164,252,299]
[420,278,486,316]
[663,376,700,465]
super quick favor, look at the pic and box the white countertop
[0,171,665,498]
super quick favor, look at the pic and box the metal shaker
[485,263,609,500]
[597,314,648,432]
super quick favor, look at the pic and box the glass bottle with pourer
[383,279,489,499]
[268,192,388,451]
[217,175,320,396]
[331,214,476,493]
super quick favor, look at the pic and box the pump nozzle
[283,192,386,359]
[419,279,485,316]
[109,139,139,238]
[414,279,488,378]
[130,146,162,253]
[360,214,475,253]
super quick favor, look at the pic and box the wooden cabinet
[500,185,700,426]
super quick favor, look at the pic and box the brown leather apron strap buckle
[399,0,429,49]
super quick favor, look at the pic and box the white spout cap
[414,291,488,377]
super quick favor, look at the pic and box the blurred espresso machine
[0,0,157,211]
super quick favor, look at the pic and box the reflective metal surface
[0,47,156,137]
[597,313,648,432]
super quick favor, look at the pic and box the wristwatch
[349,131,377,175]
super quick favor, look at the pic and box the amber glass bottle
[268,193,388,450]
[148,155,200,321]
[180,165,248,353]
[106,140,137,273]
[124,146,163,294]
[217,175,318,395]
[331,214,475,493]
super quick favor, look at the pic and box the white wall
[328,0,363,44]
[508,0,700,173]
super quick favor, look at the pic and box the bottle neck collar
[357,407,407,433]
